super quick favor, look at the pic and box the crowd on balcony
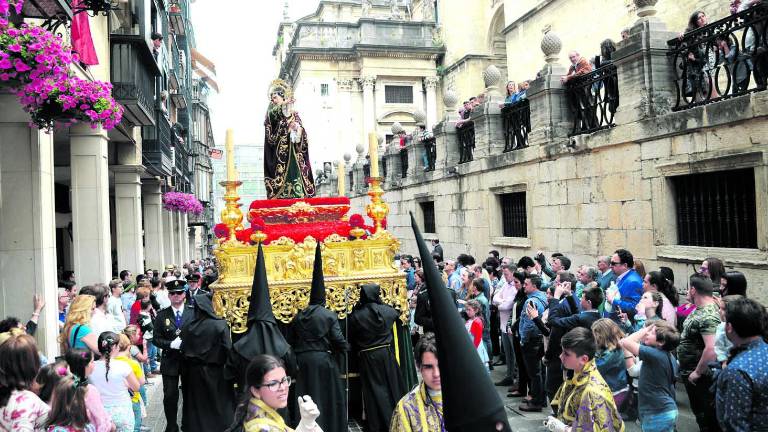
[397,241,767,432]
[0,258,219,432]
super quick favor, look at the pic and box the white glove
[170,337,182,350]
[544,416,569,432]
[296,395,322,432]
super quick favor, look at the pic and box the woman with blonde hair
[591,318,632,409]
[60,294,99,354]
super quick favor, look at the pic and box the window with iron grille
[320,83,329,97]
[385,85,413,104]
[420,201,436,233]
[500,192,527,238]
[671,168,757,248]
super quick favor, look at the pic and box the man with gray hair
[575,265,601,302]
[561,50,593,84]
[596,256,616,290]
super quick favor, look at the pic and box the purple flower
[8,43,22,52]
[0,58,11,69]
[13,58,30,72]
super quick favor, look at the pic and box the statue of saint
[263,79,316,199]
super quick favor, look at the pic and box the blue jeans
[641,409,678,432]
[132,400,142,432]
[146,340,158,373]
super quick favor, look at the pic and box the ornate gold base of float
[210,174,406,333]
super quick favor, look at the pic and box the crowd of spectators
[0,259,217,431]
[401,242,767,431]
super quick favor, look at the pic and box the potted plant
[0,22,73,89]
[162,191,204,215]
[17,76,123,131]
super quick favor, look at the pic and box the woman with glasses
[227,354,321,432]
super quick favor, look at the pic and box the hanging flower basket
[0,0,24,27]
[0,23,74,89]
[18,76,123,131]
[163,192,204,215]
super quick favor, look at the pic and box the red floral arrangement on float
[213,223,229,239]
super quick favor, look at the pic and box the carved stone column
[424,76,439,129]
[361,75,376,148]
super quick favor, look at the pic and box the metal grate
[421,201,436,233]
[385,85,413,103]
[321,83,329,97]
[566,64,619,136]
[501,99,531,152]
[672,168,757,248]
[457,123,475,163]
[500,192,527,238]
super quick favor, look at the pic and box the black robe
[289,305,350,432]
[263,107,315,199]
[179,295,235,432]
[348,285,406,432]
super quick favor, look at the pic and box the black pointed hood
[233,242,290,361]
[247,242,276,324]
[410,213,511,432]
[309,242,326,306]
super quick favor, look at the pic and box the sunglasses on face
[610,261,622,266]
[169,291,185,296]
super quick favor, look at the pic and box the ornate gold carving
[366,177,389,233]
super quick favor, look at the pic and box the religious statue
[264,79,316,199]
[361,0,372,17]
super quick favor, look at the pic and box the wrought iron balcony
[423,136,436,171]
[142,109,173,177]
[110,34,160,126]
[457,122,475,164]
[168,0,187,36]
[667,3,768,111]
[566,64,619,136]
[501,99,531,152]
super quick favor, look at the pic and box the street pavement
[142,362,701,431]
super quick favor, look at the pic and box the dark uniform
[348,284,406,432]
[153,280,193,432]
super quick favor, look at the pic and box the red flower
[349,213,365,228]
[235,227,253,243]
[213,223,229,239]
[251,216,266,232]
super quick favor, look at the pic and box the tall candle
[225,129,235,181]
[337,159,345,196]
[368,132,379,178]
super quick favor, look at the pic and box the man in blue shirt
[716,297,768,432]
[605,248,643,318]
[518,274,548,412]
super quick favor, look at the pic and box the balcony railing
[400,148,408,178]
[168,0,187,36]
[110,34,159,126]
[457,123,475,164]
[423,136,437,171]
[501,99,531,152]
[667,3,768,111]
[566,64,619,136]
[292,20,439,50]
[142,110,173,177]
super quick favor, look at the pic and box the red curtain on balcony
[71,0,99,65]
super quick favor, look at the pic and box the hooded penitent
[410,213,511,432]
[232,242,291,362]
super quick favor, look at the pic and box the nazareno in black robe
[288,242,351,432]
[179,294,235,432]
[348,284,407,432]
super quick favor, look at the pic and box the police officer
[153,279,193,432]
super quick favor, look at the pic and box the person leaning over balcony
[151,32,163,60]
[503,81,518,105]
[560,51,593,84]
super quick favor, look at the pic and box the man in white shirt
[79,284,112,339]
[107,279,127,332]
[492,263,519,387]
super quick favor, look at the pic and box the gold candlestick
[366,176,389,233]
[220,180,244,243]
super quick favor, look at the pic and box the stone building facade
[327,1,768,302]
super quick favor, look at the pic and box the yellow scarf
[551,360,624,432]
[391,383,444,432]
[244,398,293,432]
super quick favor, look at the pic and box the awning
[191,48,216,75]
[193,68,220,93]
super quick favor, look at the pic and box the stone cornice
[502,0,559,35]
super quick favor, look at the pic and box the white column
[162,209,176,267]
[142,181,165,271]
[337,79,353,154]
[361,75,376,145]
[0,94,59,357]
[187,228,196,262]
[70,123,111,286]
[176,211,186,265]
[181,213,189,263]
[113,166,145,275]
[424,76,439,129]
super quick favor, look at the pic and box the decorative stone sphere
[541,32,562,58]
[483,65,501,88]
[355,143,365,155]
[634,0,658,17]
[443,88,458,108]
[343,152,352,163]
[413,109,426,124]
[391,122,404,134]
